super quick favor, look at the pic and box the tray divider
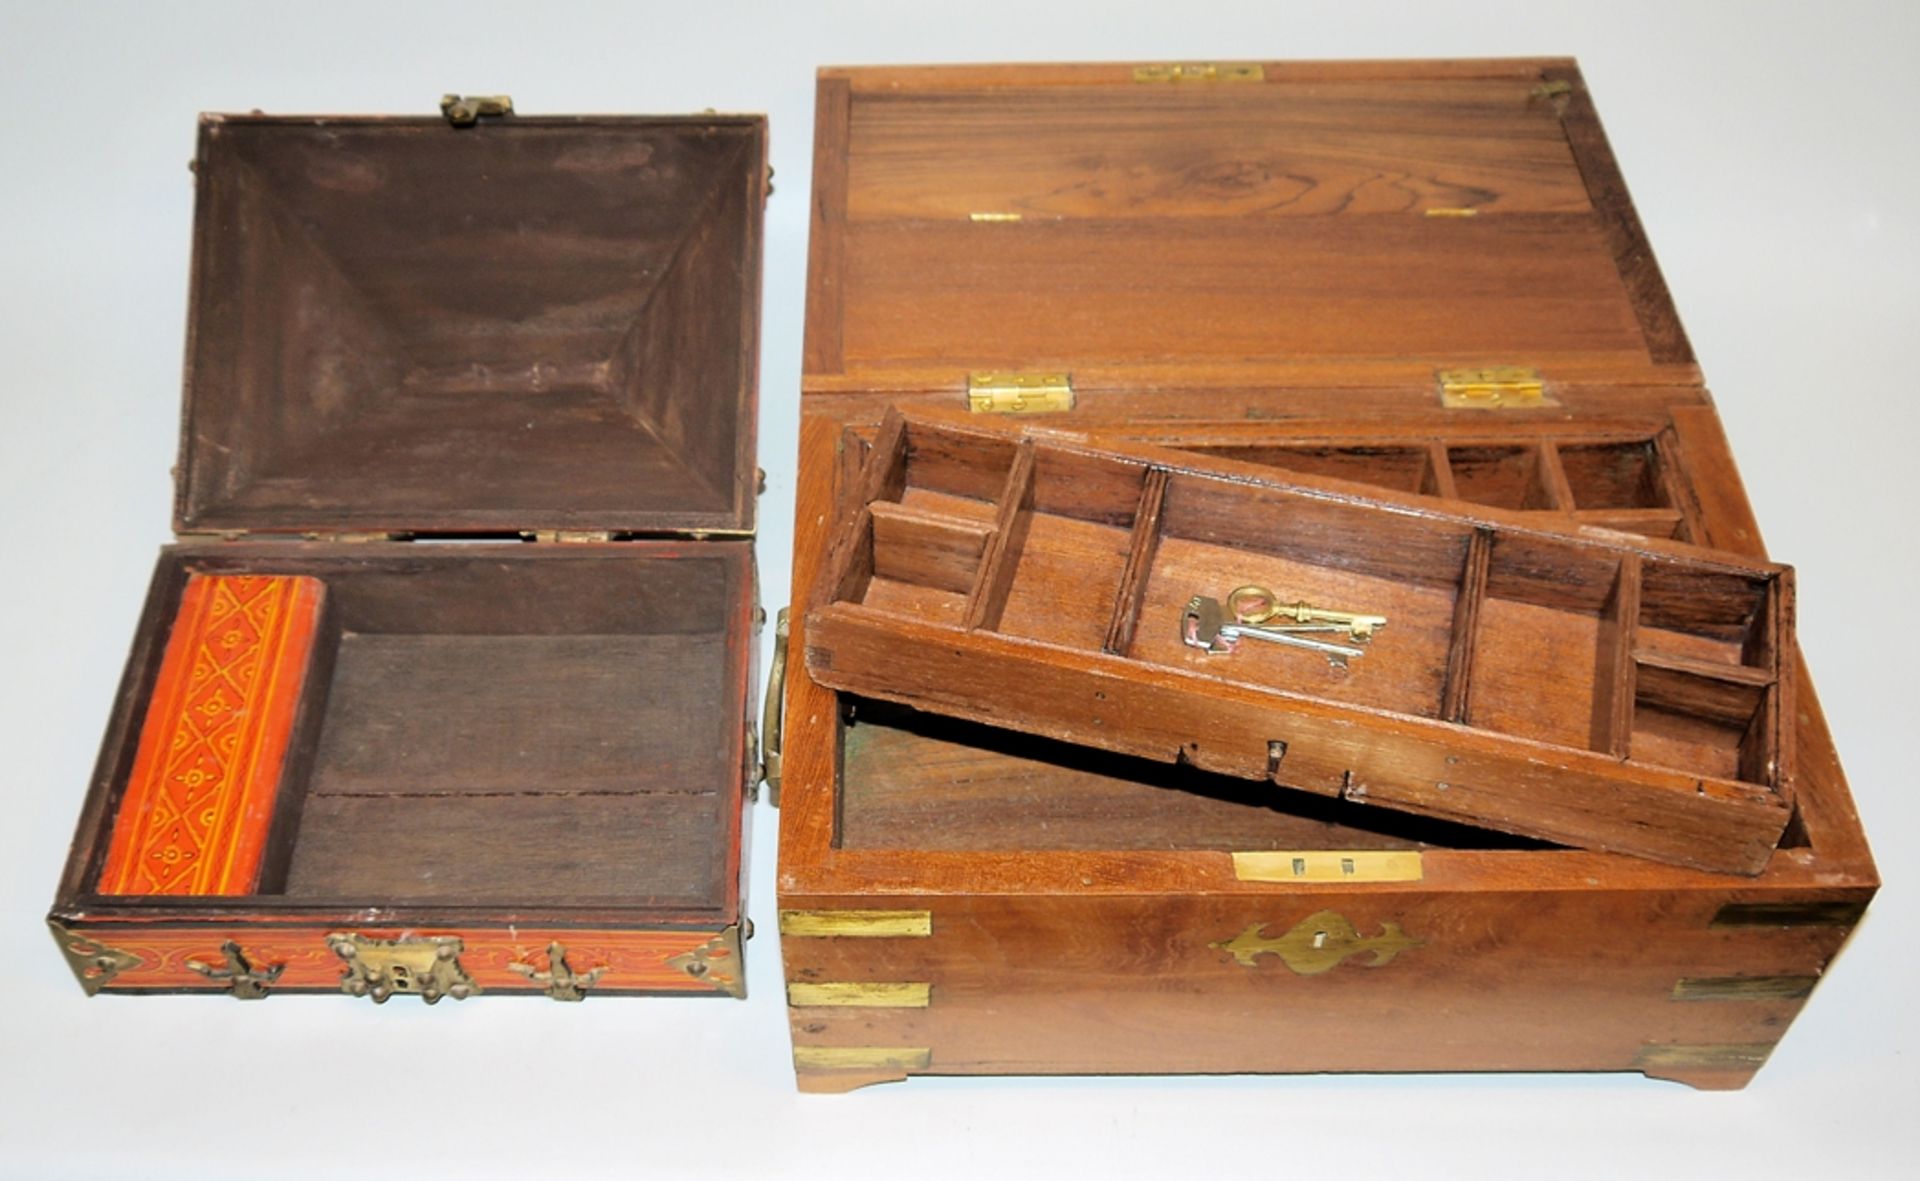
[1422,441,1460,500]
[1537,441,1578,511]
[1439,526,1493,723]
[1590,551,1643,756]
[1653,427,1706,544]
[963,438,1038,631]
[1101,466,1171,656]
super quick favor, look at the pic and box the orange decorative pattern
[97,574,326,895]
[64,925,737,994]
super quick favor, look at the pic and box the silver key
[1181,596,1365,668]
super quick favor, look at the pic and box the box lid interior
[177,113,765,536]
[805,59,1693,396]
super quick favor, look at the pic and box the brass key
[1227,585,1388,641]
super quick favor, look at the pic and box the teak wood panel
[805,60,1691,392]
[51,541,758,996]
[775,407,1875,1092]
[804,410,1793,874]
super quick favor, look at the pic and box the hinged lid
[176,105,767,537]
[803,59,1694,400]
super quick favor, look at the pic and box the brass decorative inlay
[1636,1042,1775,1071]
[1438,366,1548,408]
[186,941,283,1000]
[1710,900,1867,929]
[666,926,745,998]
[969,211,1024,222]
[440,93,514,126]
[1672,975,1819,1002]
[49,921,141,996]
[1133,63,1265,83]
[792,1046,933,1072]
[508,941,606,1002]
[762,608,789,805]
[1213,910,1422,975]
[778,909,933,938]
[1231,850,1424,884]
[1424,207,1480,218]
[967,372,1074,415]
[788,982,932,1008]
[327,933,477,1004]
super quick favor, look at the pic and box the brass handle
[760,607,789,806]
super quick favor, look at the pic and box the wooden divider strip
[1102,467,1171,655]
[1440,528,1493,723]
[964,439,1037,630]
[1591,552,1643,757]
[1537,441,1578,512]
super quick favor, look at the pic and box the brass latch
[1133,63,1265,83]
[440,94,514,127]
[967,372,1075,415]
[328,933,478,1003]
[186,941,284,1000]
[1437,366,1548,409]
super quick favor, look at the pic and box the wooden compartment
[807,410,1793,875]
[50,106,769,1001]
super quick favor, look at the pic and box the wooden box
[49,101,771,1001]
[775,60,1876,1090]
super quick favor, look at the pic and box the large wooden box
[775,60,1876,1090]
[50,102,771,1001]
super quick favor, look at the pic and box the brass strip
[1710,901,1867,929]
[968,211,1023,222]
[778,909,933,938]
[1672,975,1819,1002]
[788,982,932,1008]
[1424,207,1481,218]
[793,1046,933,1072]
[1636,1043,1776,1071]
[1232,850,1424,883]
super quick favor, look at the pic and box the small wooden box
[50,103,771,1002]
[776,60,1876,1090]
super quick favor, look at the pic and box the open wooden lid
[176,110,766,536]
[803,60,1694,400]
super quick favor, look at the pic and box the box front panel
[779,886,1863,1091]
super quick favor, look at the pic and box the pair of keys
[1180,585,1388,668]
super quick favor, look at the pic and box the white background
[1,2,1914,1177]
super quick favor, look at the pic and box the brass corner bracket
[49,921,141,996]
[666,926,745,998]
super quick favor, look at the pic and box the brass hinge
[1437,366,1548,409]
[524,530,615,543]
[440,94,514,126]
[967,371,1074,415]
[760,607,789,805]
[1133,63,1265,83]
[301,530,405,543]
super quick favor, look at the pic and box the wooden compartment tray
[805,410,1793,875]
